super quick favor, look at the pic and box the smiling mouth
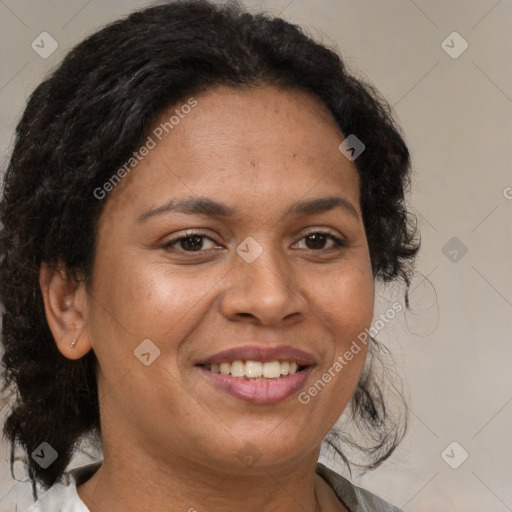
[198,360,308,380]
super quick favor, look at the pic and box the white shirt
[24,461,403,512]
[24,461,100,512]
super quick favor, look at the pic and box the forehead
[100,85,360,222]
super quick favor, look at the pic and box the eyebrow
[137,195,360,223]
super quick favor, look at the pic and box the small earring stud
[70,338,78,348]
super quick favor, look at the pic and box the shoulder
[24,461,102,512]
[315,462,403,512]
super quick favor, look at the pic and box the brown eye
[297,232,346,251]
[176,235,205,251]
[163,232,218,253]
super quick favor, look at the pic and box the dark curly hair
[0,0,419,500]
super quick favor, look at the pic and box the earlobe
[39,262,92,360]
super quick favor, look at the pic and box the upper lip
[195,344,316,366]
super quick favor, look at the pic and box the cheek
[294,264,374,433]
[311,260,374,386]
[313,262,375,339]
[90,253,198,331]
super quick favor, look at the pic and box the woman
[0,1,419,510]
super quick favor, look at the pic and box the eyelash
[162,230,347,254]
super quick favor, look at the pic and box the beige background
[1,0,511,510]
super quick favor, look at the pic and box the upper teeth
[208,360,300,379]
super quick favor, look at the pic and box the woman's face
[81,85,374,472]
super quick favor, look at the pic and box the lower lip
[197,366,314,404]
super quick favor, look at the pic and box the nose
[219,239,305,327]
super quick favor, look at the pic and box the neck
[76,444,329,512]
